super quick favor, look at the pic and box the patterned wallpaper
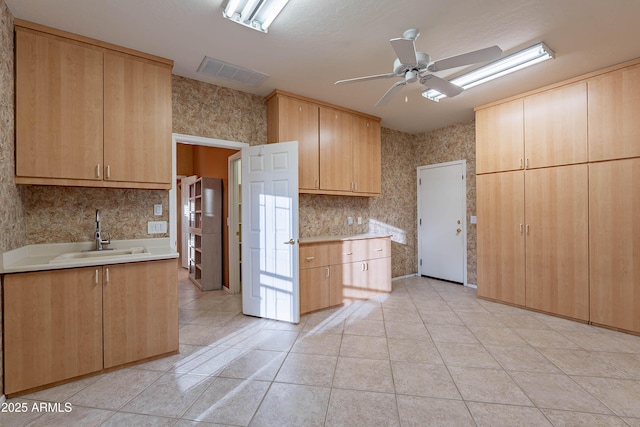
[0,0,24,253]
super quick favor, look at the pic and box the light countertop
[1,238,178,274]
[299,233,392,244]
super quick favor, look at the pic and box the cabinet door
[476,171,526,305]
[476,99,524,174]
[103,259,178,368]
[104,51,172,185]
[320,107,353,192]
[4,267,103,394]
[589,159,640,333]
[341,261,369,303]
[524,82,588,168]
[525,165,589,321]
[270,96,320,190]
[16,29,104,181]
[329,263,343,307]
[366,257,392,294]
[300,266,331,314]
[352,116,381,194]
[588,64,640,162]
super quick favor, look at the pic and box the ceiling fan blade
[428,45,502,72]
[335,73,397,85]
[375,81,406,107]
[390,37,417,65]
[421,75,463,98]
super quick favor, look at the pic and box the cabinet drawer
[300,243,332,269]
[366,238,391,260]
[341,237,390,263]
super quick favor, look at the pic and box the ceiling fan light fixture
[223,0,289,33]
[422,42,555,102]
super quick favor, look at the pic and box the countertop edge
[299,233,392,244]
[1,238,178,274]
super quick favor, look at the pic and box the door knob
[456,228,462,233]
[284,239,296,245]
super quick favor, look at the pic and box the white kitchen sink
[49,247,148,263]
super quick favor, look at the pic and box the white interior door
[242,141,299,323]
[180,175,197,269]
[418,161,467,284]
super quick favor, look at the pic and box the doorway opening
[170,133,249,294]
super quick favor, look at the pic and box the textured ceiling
[6,0,640,134]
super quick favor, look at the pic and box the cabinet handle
[525,158,529,169]
[305,256,315,261]
[106,165,111,179]
[96,164,101,178]
[520,224,523,234]
[361,262,365,271]
[326,267,330,278]
[315,178,319,189]
[344,252,353,256]
[105,267,109,284]
[526,224,530,235]
[95,269,99,284]
[365,262,369,271]
[375,248,383,251]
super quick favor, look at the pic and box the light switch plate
[154,204,163,216]
[148,221,167,234]
[470,216,477,224]
[347,216,353,225]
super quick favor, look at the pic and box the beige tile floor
[4,270,640,426]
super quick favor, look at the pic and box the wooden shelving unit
[188,177,222,290]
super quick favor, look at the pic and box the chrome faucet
[95,209,111,251]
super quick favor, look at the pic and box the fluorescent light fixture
[422,42,555,101]
[223,0,289,33]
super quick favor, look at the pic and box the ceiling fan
[335,29,502,106]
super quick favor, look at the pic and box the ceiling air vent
[197,56,269,87]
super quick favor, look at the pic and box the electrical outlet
[357,217,362,225]
[154,204,163,216]
[347,216,353,225]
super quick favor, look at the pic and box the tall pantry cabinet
[476,59,640,333]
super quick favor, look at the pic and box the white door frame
[169,133,249,285]
[417,160,468,286]
[227,151,242,295]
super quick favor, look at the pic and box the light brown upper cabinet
[16,28,104,182]
[476,99,524,174]
[524,82,588,169]
[267,95,320,190]
[14,20,173,190]
[352,115,382,194]
[589,158,640,333]
[588,63,640,162]
[103,52,172,185]
[267,90,382,196]
[320,107,353,192]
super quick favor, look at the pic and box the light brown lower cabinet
[299,237,391,314]
[3,259,178,395]
[589,158,640,333]
[4,267,103,395]
[103,260,178,368]
[477,165,589,322]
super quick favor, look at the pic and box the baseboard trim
[392,274,418,281]
[465,283,477,289]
